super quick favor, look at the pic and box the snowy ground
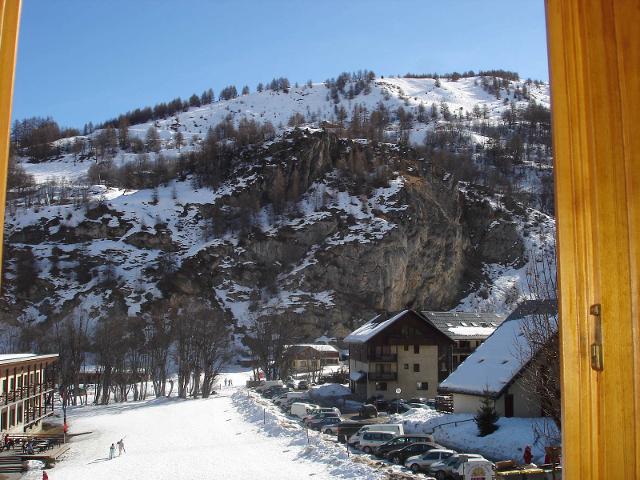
[394,409,559,464]
[22,370,386,480]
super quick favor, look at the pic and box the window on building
[403,363,409,370]
[459,340,470,348]
[413,364,420,372]
[417,382,428,390]
[375,382,388,391]
[413,344,419,354]
[404,345,409,351]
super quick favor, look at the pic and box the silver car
[404,448,456,473]
[429,453,486,480]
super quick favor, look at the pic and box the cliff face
[2,130,547,346]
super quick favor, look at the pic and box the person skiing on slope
[117,438,126,455]
[42,471,49,480]
[109,443,116,460]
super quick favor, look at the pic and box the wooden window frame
[0,1,638,477]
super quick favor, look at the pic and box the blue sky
[12,0,548,128]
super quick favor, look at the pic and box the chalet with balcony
[0,353,58,433]
[420,311,507,369]
[344,310,454,401]
[285,344,340,373]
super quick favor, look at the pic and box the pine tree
[175,131,184,151]
[145,127,161,153]
[474,390,499,436]
[118,118,130,150]
[241,85,250,95]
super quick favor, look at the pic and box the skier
[42,471,49,480]
[523,445,533,464]
[109,443,116,460]
[117,438,126,456]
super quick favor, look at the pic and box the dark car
[385,442,439,464]
[374,434,437,457]
[408,397,428,404]
[308,416,341,430]
[335,420,377,443]
[263,386,289,398]
[358,404,378,418]
[297,380,309,390]
[366,396,390,412]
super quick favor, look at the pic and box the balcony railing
[1,382,56,404]
[367,372,397,381]
[368,353,398,362]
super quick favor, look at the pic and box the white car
[302,407,341,424]
[404,448,457,473]
[348,424,404,446]
[356,431,396,454]
[429,453,487,480]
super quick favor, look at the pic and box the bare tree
[518,245,561,438]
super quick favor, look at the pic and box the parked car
[335,420,378,443]
[358,404,378,418]
[290,402,320,419]
[451,458,494,480]
[308,416,341,431]
[366,396,390,412]
[275,391,307,407]
[263,386,289,398]
[408,397,428,404]
[404,448,457,473]
[302,406,341,423]
[255,380,283,393]
[303,411,340,425]
[407,403,431,410]
[387,399,412,413]
[429,453,487,480]
[356,431,396,454]
[297,380,309,390]
[374,434,436,457]
[385,442,438,465]
[348,424,404,447]
[321,423,341,435]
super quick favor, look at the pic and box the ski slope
[23,371,382,480]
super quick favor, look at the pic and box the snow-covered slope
[4,73,555,346]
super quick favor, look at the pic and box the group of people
[108,438,126,460]
[0,434,38,454]
[223,378,233,387]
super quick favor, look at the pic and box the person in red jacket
[42,471,49,480]
[523,445,533,464]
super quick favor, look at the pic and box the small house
[438,300,558,418]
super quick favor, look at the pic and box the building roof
[344,310,454,345]
[0,353,59,366]
[420,311,507,341]
[438,300,558,397]
[286,344,339,354]
[344,310,410,343]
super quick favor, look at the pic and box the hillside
[2,72,555,354]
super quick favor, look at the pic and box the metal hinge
[590,304,603,371]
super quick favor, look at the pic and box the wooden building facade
[0,354,58,433]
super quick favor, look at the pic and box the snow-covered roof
[286,344,339,354]
[349,370,366,381]
[344,310,409,343]
[421,311,507,340]
[439,300,557,396]
[0,353,58,365]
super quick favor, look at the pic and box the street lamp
[395,387,402,414]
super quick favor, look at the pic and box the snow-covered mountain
[2,73,554,348]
